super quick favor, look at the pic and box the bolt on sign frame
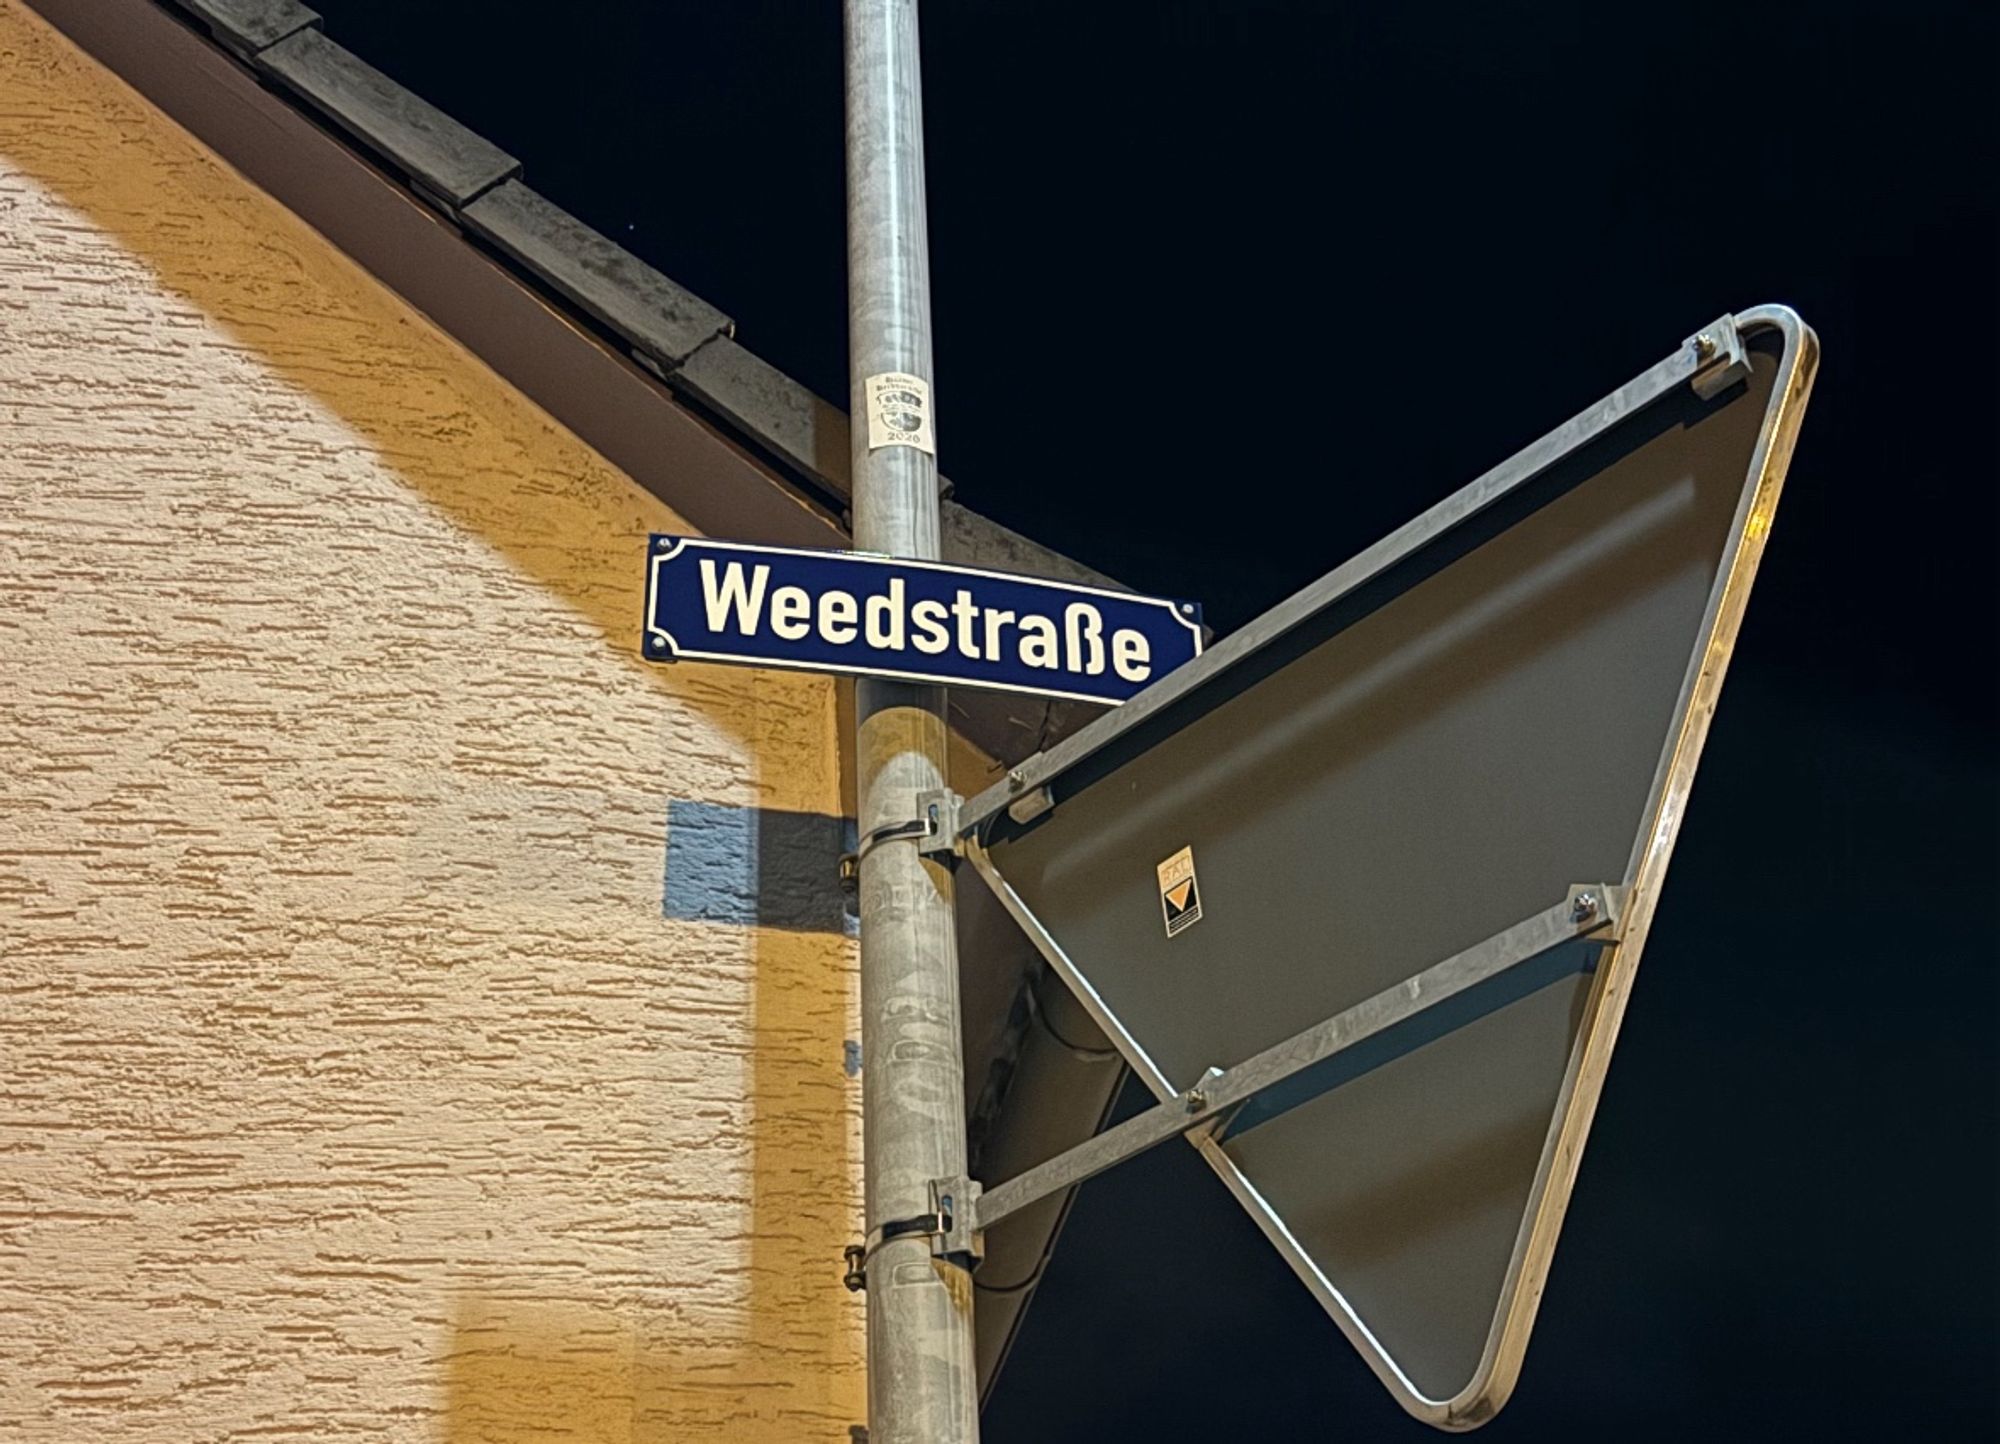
[950,307,1818,1430]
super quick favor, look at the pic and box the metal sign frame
[950,306,1818,1429]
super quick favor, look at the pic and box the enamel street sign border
[641,536,1204,705]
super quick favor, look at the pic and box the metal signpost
[642,536,1202,704]
[841,3,978,1441]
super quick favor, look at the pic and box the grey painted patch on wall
[664,799,858,935]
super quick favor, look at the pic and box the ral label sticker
[865,371,936,454]
[1157,845,1202,938]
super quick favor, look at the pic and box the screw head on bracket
[1570,891,1600,924]
[1692,333,1717,361]
[1007,768,1027,791]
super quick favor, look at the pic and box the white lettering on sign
[701,557,770,633]
[769,585,812,640]
[1113,628,1151,682]
[912,600,950,655]
[1019,615,1058,668]
[694,557,1154,682]
[819,589,858,644]
[1064,603,1104,676]
[866,579,905,649]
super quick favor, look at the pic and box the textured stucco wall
[0,4,863,1438]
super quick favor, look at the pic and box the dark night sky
[307,2,1993,1437]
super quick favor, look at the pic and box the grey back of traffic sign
[959,308,1818,1429]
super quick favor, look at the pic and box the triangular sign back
[963,308,1817,1430]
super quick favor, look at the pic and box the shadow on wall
[0,4,859,1439]
[441,929,863,1443]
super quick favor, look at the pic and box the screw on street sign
[641,537,1203,704]
[952,308,1818,1429]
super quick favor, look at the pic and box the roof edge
[148,0,1086,539]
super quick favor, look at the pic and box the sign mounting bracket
[1686,313,1751,399]
[947,883,1625,1243]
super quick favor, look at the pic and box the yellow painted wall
[0,3,863,1437]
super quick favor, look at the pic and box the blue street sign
[642,536,1203,704]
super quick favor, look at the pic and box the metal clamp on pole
[842,1178,985,1292]
[915,789,963,862]
[853,789,963,865]
[927,1176,984,1265]
[855,816,931,861]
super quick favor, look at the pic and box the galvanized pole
[843,2,981,1443]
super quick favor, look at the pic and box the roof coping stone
[462,180,731,368]
[258,26,518,207]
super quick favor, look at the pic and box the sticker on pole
[865,372,936,454]
[1157,846,1202,937]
